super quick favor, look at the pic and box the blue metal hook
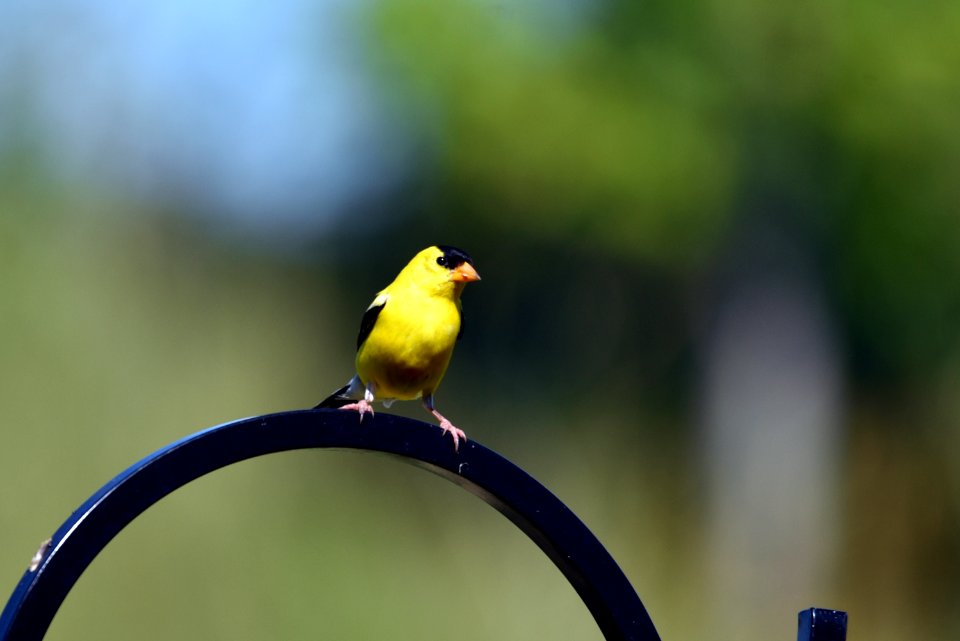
[0,410,660,641]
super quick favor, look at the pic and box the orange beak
[450,262,481,282]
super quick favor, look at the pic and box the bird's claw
[438,419,467,452]
[340,399,375,422]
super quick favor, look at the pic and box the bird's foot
[438,418,467,452]
[339,399,375,422]
[424,403,467,452]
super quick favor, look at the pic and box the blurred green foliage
[370,0,960,385]
[371,0,737,268]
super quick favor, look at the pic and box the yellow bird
[315,245,481,450]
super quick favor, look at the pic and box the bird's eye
[436,256,448,267]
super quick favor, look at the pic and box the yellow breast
[355,290,461,400]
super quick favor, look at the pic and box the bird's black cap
[435,245,474,269]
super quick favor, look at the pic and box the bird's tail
[313,385,352,409]
[313,376,363,409]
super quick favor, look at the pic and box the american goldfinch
[315,245,481,450]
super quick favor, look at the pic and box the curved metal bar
[0,410,660,641]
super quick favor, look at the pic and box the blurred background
[2,0,959,639]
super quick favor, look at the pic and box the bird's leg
[340,383,376,422]
[422,394,466,451]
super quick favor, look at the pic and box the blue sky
[0,0,411,238]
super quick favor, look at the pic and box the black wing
[357,299,386,351]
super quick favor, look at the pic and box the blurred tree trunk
[698,221,844,638]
